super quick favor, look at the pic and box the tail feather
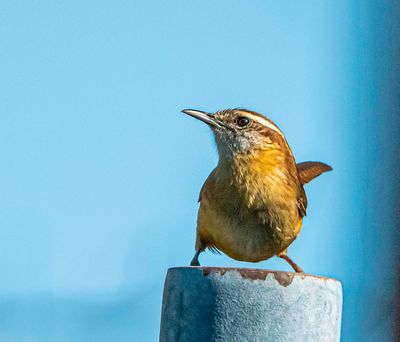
[297,161,332,185]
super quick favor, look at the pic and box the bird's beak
[181,109,221,128]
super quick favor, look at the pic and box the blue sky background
[1,1,399,341]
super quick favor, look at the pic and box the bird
[182,108,332,273]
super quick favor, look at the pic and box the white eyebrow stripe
[245,113,284,136]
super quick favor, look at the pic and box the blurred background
[1,1,399,341]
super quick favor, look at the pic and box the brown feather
[297,186,307,217]
[296,161,332,185]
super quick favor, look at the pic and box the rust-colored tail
[296,161,332,185]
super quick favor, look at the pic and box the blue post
[160,267,342,342]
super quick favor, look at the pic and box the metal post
[160,267,342,342]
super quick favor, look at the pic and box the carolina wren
[182,108,332,273]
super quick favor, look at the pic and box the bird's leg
[190,246,205,266]
[278,250,304,273]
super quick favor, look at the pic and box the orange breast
[196,149,303,262]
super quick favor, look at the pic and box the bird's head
[182,108,288,158]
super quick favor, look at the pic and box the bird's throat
[218,148,284,179]
[216,148,291,208]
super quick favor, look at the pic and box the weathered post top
[160,267,342,342]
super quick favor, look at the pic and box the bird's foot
[190,247,203,266]
[190,258,200,266]
[278,253,304,273]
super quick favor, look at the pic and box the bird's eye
[236,116,250,127]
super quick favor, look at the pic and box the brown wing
[297,185,307,217]
[297,161,332,185]
[198,168,217,202]
[284,156,308,217]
